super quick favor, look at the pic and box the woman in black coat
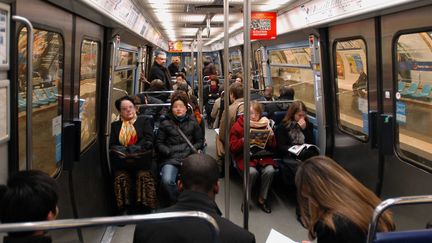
[156,91,204,204]
[109,96,156,213]
[275,101,314,186]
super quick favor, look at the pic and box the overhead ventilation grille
[194,4,237,13]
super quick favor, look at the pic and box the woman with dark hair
[296,156,394,243]
[109,96,156,214]
[230,102,276,213]
[156,91,204,205]
[275,100,314,185]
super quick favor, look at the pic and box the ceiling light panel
[211,13,242,23]
[146,0,214,4]
[173,14,206,23]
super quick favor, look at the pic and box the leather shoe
[258,201,271,214]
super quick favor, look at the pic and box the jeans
[160,164,179,203]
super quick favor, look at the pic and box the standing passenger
[133,154,255,243]
[296,156,394,243]
[168,56,180,77]
[149,50,172,91]
[156,92,203,205]
[0,170,58,242]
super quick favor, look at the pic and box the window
[269,47,315,114]
[395,31,432,168]
[17,28,64,175]
[79,40,99,151]
[229,48,243,76]
[334,39,368,140]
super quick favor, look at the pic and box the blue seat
[272,111,286,126]
[411,84,431,99]
[400,82,418,96]
[374,229,432,243]
[397,81,406,92]
[33,89,50,105]
[43,87,58,103]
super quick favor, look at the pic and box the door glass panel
[395,31,432,167]
[334,39,368,140]
[229,48,243,76]
[117,50,135,67]
[269,47,315,114]
[18,27,63,175]
[110,69,134,122]
[79,40,99,151]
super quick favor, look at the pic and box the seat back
[375,229,432,243]
[272,111,286,126]
[421,84,431,95]
[398,81,405,92]
[408,82,418,92]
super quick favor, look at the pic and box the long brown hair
[282,100,307,126]
[295,156,394,239]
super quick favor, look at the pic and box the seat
[43,87,58,102]
[367,195,432,243]
[33,89,50,105]
[271,111,286,126]
[397,81,406,92]
[400,82,418,96]
[411,84,431,99]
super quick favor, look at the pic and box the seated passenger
[276,100,314,186]
[175,85,205,138]
[133,154,255,243]
[156,92,204,205]
[230,102,276,214]
[265,85,295,118]
[147,79,170,102]
[263,86,275,101]
[109,96,157,214]
[296,156,394,243]
[0,170,58,242]
[133,93,165,121]
[173,72,193,97]
[203,75,220,127]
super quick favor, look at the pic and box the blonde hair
[250,101,263,117]
[295,156,394,239]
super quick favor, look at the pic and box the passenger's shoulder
[217,217,256,243]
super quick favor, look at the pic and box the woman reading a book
[109,96,156,214]
[276,100,314,186]
[230,102,276,213]
[296,156,394,243]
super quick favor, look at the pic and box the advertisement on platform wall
[251,12,277,40]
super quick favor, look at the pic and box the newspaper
[266,229,298,243]
[250,128,271,149]
[288,144,319,156]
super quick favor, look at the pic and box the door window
[79,40,99,151]
[17,27,64,175]
[269,47,315,114]
[334,39,369,140]
[395,31,432,168]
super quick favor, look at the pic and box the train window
[334,39,368,140]
[395,31,432,167]
[17,27,64,175]
[268,47,315,114]
[117,50,135,68]
[229,48,243,76]
[79,40,99,151]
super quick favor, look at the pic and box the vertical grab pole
[190,43,195,93]
[242,0,251,230]
[105,35,119,174]
[223,0,230,220]
[197,29,204,113]
[13,16,34,170]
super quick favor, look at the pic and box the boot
[136,170,157,209]
[114,171,131,213]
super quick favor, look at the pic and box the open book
[288,144,320,157]
[250,128,272,149]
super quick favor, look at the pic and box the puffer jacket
[156,112,204,166]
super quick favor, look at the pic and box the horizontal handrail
[136,103,171,108]
[367,195,432,243]
[139,90,174,94]
[0,211,219,242]
[112,87,128,96]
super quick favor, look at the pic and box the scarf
[250,116,271,129]
[119,115,138,146]
[287,121,305,145]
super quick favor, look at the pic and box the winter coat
[229,116,277,171]
[149,62,172,90]
[276,120,314,159]
[156,112,203,166]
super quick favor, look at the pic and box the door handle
[13,15,34,170]
[369,110,378,149]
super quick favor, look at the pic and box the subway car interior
[0,0,431,242]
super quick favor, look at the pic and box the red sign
[251,12,277,40]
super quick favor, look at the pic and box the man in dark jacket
[265,85,295,118]
[168,56,180,77]
[133,154,256,243]
[149,50,172,90]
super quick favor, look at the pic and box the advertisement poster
[251,12,277,40]
[336,53,345,80]
[168,41,182,52]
